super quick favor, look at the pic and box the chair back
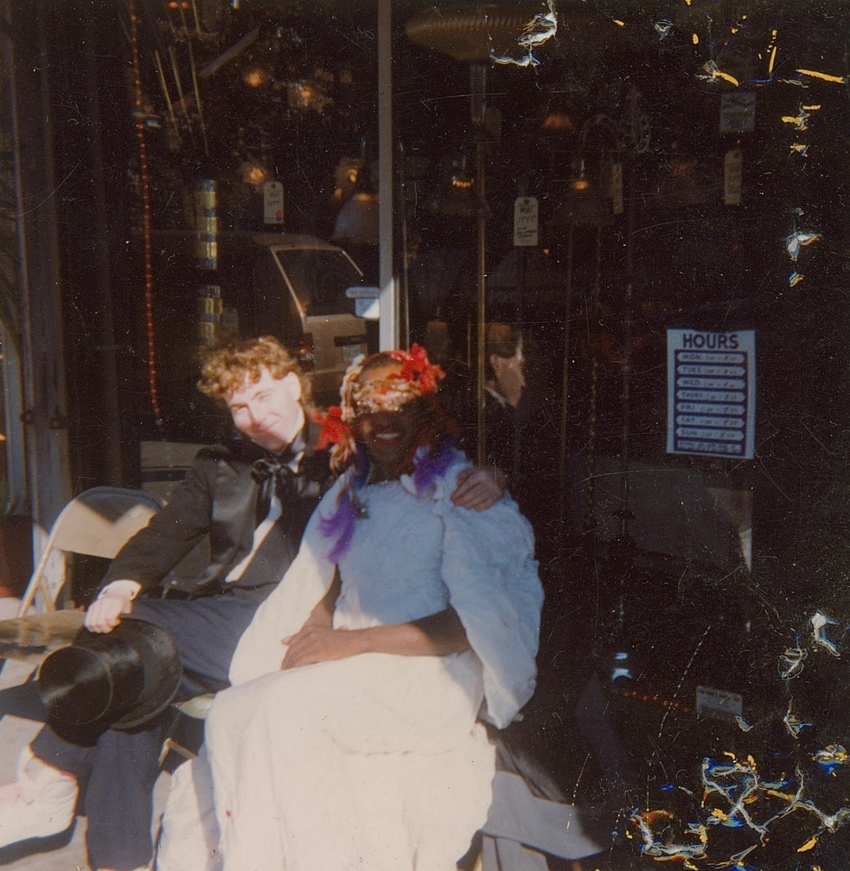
[17,486,163,615]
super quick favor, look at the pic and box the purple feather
[319,489,357,561]
[320,444,461,560]
[411,444,459,494]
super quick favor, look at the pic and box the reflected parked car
[248,233,371,403]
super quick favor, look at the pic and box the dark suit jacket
[100,426,333,600]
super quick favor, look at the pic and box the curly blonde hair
[197,336,312,406]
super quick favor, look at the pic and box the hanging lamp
[405,4,541,62]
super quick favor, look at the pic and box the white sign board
[667,329,756,459]
[345,285,380,320]
[513,196,538,247]
[263,181,284,224]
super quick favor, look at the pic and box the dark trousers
[30,591,261,871]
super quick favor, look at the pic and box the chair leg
[158,735,197,767]
[158,707,206,771]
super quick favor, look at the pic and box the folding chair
[0,487,163,667]
[16,486,163,617]
[0,485,209,767]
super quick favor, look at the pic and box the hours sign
[667,329,756,459]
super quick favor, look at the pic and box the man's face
[490,350,526,408]
[225,367,304,454]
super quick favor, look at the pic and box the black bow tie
[252,455,297,523]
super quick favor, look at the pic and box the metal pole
[558,222,575,490]
[584,225,603,537]
[84,22,124,484]
[377,0,398,350]
[618,159,636,537]
[470,60,488,466]
[475,134,487,466]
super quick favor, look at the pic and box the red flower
[391,343,445,393]
[313,406,351,450]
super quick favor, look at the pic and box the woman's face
[352,361,423,476]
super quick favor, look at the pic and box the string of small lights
[129,0,162,427]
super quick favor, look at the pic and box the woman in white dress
[203,345,544,871]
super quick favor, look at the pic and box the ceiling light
[243,67,270,88]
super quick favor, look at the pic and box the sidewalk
[0,598,171,871]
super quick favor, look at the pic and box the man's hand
[84,589,135,633]
[451,466,506,512]
[280,625,364,670]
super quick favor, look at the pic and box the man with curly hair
[0,336,504,871]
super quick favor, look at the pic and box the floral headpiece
[344,344,445,420]
[314,344,445,471]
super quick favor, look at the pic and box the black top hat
[37,617,181,731]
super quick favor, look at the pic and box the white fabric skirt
[205,651,495,871]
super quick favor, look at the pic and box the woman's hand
[280,624,363,670]
[281,608,470,670]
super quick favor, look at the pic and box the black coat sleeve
[99,449,220,594]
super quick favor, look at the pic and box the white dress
[201,450,543,871]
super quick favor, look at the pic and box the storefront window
[5,1,850,866]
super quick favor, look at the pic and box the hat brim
[111,617,181,729]
[38,617,181,731]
